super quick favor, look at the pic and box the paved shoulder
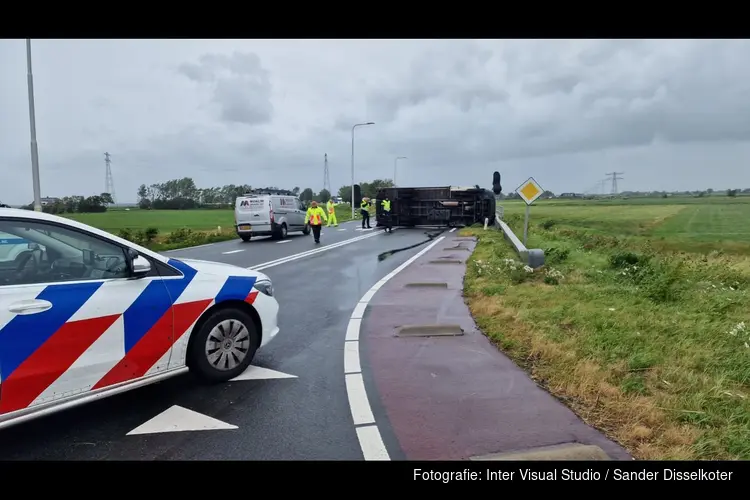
[358,232,632,461]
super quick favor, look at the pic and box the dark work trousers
[311,224,322,243]
[361,209,371,228]
[383,212,392,232]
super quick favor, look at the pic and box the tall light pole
[26,39,42,212]
[351,121,375,218]
[393,156,407,186]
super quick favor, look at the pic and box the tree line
[136,177,397,210]
[6,179,747,214]
[20,193,114,214]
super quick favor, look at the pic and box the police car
[0,208,279,430]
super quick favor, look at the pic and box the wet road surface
[0,225,434,459]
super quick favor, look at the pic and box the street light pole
[393,156,407,186]
[350,121,375,218]
[26,39,42,212]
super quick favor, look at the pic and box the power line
[323,153,331,194]
[104,152,116,204]
[605,171,624,196]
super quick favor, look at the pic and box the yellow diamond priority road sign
[516,177,544,205]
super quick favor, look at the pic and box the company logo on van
[240,200,250,207]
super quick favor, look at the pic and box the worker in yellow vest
[305,200,328,244]
[326,199,338,227]
[381,195,393,233]
[360,197,371,229]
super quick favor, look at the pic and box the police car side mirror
[127,248,151,278]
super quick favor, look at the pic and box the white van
[234,193,310,241]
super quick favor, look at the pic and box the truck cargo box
[373,185,496,228]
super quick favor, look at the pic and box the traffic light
[492,172,502,195]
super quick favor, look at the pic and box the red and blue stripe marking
[0,258,259,414]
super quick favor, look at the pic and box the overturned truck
[370,185,497,229]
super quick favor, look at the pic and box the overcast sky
[1,39,750,205]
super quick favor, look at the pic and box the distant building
[40,197,60,206]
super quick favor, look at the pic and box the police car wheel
[189,308,260,383]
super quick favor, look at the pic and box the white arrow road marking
[230,365,297,381]
[127,405,237,435]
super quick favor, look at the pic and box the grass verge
[461,201,750,460]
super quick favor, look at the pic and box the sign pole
[523,203,530,246]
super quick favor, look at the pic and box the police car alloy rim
[205,319,251,371]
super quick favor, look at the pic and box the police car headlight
[253,279,274,297]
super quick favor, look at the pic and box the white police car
[0,208,279,429]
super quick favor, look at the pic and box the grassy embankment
[65,204,354,250]
[461,196,750,460]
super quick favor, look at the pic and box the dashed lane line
[247,230,383,272]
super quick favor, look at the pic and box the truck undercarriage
[372,186,496,229]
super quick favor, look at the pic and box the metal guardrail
[494,209,545,269]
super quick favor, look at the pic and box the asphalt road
[0,221,436,460]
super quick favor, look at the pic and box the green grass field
[64,204,355,235]
[463,196,750,460]
[65,209,235,233]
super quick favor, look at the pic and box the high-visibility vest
[360,201,369,211]
[382,199,391,212]
[327,201,335,214]
[306,207,325,225]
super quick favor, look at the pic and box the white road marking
[163,242,219,253]
[356,425,390,460]
[344,341,361,373]
[338,229,347,231]
[229,365,297,381]
[127,405,237,435]
[345,373,375,425]
[449,227,457,233]
[247,231,382,271]
[276,240,291,244]
[350,302,367,319]
[345,318,361,341]
[222,249,245,254]
[344,235,446,461]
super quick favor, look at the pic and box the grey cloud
[522,74,581,97]
[365,41,507,123]
[178,51,273,126]
[4,39,750,206]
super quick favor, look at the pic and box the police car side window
[0,220,130,287]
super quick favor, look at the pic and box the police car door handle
[8,299,53,315]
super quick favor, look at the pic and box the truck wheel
[241,235,251,242]
[279,223,288,239]
[189,308,260,383]
[302,224,311,235]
